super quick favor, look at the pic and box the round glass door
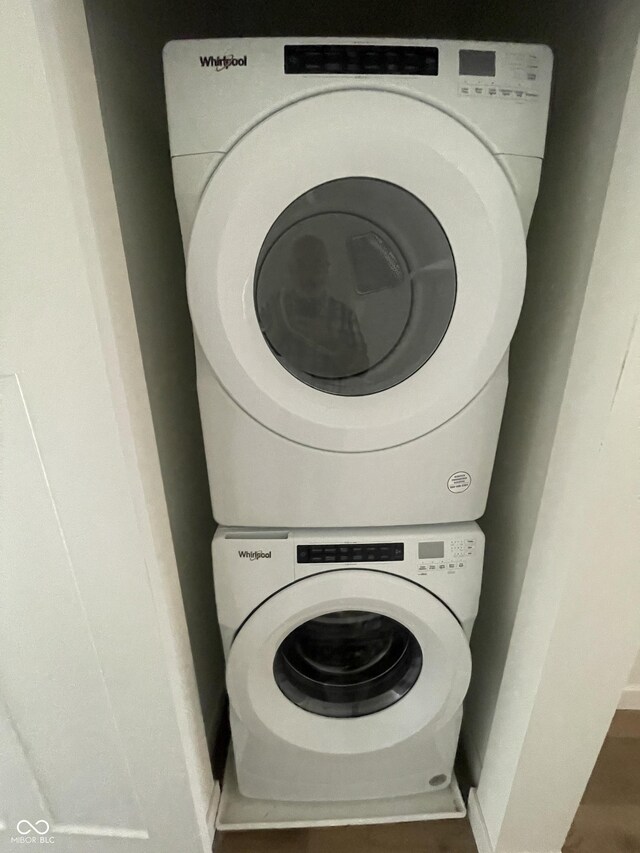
[273,610,423,718]
[254,178,456,396]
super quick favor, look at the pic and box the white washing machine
[212,522,483,801]
[164,38,553,527]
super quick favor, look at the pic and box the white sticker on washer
[447,471,471,493]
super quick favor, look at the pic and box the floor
[563,710,640,853]
[216,818,477,852]
[216,711,640,853]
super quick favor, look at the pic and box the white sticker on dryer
[447,471,471,493]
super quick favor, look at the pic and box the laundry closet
[7,1,639,852]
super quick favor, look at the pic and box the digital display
[459,49,496,77]
[419,541,445,559]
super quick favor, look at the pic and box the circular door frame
[226,570,471,756]
[188,88,526,452]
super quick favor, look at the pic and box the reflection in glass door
[273,610,423,718]
[255,178,456,396]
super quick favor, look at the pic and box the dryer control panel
[284,44,439,76]
[297,542,404,564]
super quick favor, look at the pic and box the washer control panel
[418,536,477,576]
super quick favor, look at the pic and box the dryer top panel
[163,37,553,159]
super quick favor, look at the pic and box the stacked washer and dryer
[164,38,552,808]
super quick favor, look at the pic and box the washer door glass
[273,610,423,718]
[254,178,456,396]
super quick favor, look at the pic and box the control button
[473,86,484,95]
[487,87,498,96]
[449,563,455,568]
[324,50,344,73]
[285,54,302,72]
[500,88,513,98]
[310,546,324,562]
[366,547,378,561]
[323,547,336,562]
[338,546,351,561]
[458,562,464,568]
[303,52,323,72]
[344,48,361,74]
[402,51,420,72]
[439,563,446,569]
[384,51,400,72]
[378,546,390,560]
[527,72,537,80]
[363,50,381,72]
[515,90,525,98]
[392,544,404,560]
[352,549,364,561]
[459,85,470,95]
[297,546,310,563]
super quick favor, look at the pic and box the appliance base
[216,748,466,831]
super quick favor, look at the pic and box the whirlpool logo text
[200,54,247,71]
[237,550,272,561]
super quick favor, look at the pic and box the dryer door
[188,89,526,452]
[226,570,471,755]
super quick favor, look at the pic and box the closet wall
[462,0,640,775]
[83,1,227,739]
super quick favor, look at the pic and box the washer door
[226,570,471,756]
[188,89,526,452]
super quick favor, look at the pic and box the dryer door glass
[273,609,423,718]
[254,178,456,396]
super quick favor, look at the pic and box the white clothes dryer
[213,522,483,802]
[164,38,553,527]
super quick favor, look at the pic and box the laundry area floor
[215,818,477,852]
[563,710,640,852]
[216,712,640,853]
